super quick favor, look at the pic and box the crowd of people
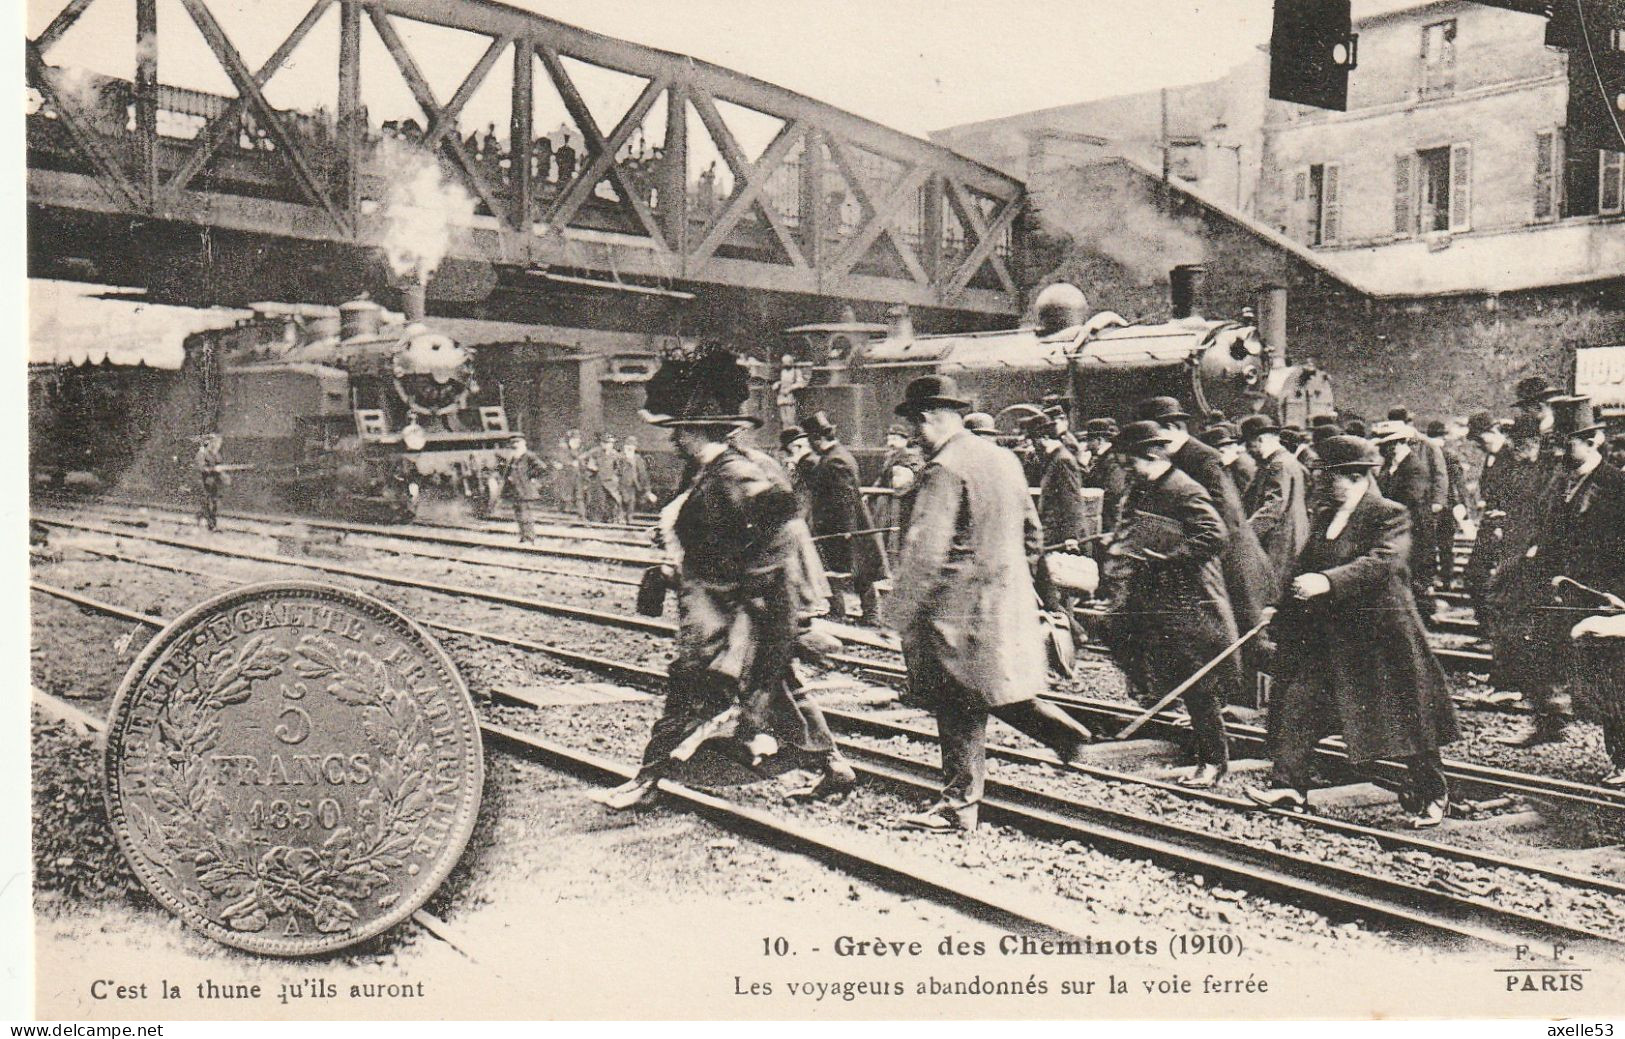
[588,358,1625,831]
[496,429,656,536]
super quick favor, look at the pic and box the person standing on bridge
[194,432,227,532]
[499,433,547,544]
[888,375,1094,832]
[1247,435,1459,827]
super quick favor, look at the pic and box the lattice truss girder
[27,0,1023,302]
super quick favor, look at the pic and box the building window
[1301,163,1342,245]
[1534,130,1560,221]
[1421,19,1457,99]
[1395,143,1471,235]
[1603,150,1624,215]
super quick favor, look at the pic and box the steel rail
[68,499,1500,668]
[34,579,1625,951]
[35,519,1619,814]
[26,582,1109,942]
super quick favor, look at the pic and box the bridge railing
[27,0,1024,313]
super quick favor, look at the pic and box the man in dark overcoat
[1462,411,1514,615]
[1247,435,1460,827]
[1081,418,1129,532]
[499,433,548,543]
[1541,399,1625,785]
[1201,422,1257,499]
[1133,397,1275,669]
[874,423,922,558]
[803,411,888,623]
[1027,413,1087,616]
[1374,420,1439,606]
[888,376,1095,832]
[1240,415,1310,601]
[599,356,855,809]
[1496,398,1625,751]
[1101,421,1239,788]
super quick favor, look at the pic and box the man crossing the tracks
[598,350,855,810]
[874,423,922,558]
[803,411,888,625]
[1133,396,1274,683]
[194,432,227,532]
[499,433,548,544]
[1373,417,1442,610]
[1462,410,1515,616]
[888,375,1095,832]
[584,431,623,523]
[1026,412,1088,620]
[1098,421,1239,788]
[1246,435,1459,828]
[1081,418,1128,532]
[1239,414,1310,601]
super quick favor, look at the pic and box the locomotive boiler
[780,266,1333,453]
[196,287,511,521]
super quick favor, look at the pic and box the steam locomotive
[779,266,1334,453]
[193,287,511,521]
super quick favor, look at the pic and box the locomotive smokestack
[401,282,427,324]
[1256,284,1288,364]
[1169,264,1205,320]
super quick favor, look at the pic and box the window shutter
[1394,153,1415,235]
[1602,151,1624,215]
[1449,142,1472,232]
[1321,163,1342,243]
[1534,131,1557,221]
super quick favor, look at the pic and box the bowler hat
[1553,395,1606,440]
[1112,420,1173,455]
[1514,376,1565,408]
[1315,435,1382,471]
[1425,419,1447,438]
[1083,417,1118,437]
[1387,406,1414,423]
[802,411,838,440]
[1508,414,1543,441]
[1198,423,1238,448]
[895,374,972,417]
[1311,424,1340,445]
[1279,424,1306,447]
[642,349,762,428]
[1024,414,1058,439]
[1132,396,1191,424]
[1043,404,1068,421]
[1309,413,1340,428]
[1342,418,1370,439]
[779,425,807,449]
[964,412,999,437]
[1371,420,1409,445]
[1465,410,1504,442]
[1239,414,1280,440]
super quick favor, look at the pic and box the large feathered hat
[639,342,762,428]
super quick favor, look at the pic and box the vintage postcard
[18,0,1625,1022]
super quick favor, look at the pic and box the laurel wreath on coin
[123,632,437,936]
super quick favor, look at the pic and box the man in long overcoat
[1462,411,1514,612]
[888,376,1095,831]
[874,423,922,558]
[194,432,226,531]
[599,357,855,809]
[1027,413,1088,617]
[1240,415,1310,600]
[803,411,888,623]
[1134,397,1275,674]
[1374,421,1439,606]
[617,435,656,522]
[1100,421,1239,787]
[1541,399,1625,785]
[1247,435,1460,827]
[499,433,548,543]
[1081,418,1129,532]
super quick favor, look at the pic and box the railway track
[28,589,1197,947]
[55,498,1500,674]
[34,506,1614,816]
[29,575,1625,953]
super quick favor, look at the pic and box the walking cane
[810,526,898,542]
[1041,531,1113,553]
[1115,613,1275,741]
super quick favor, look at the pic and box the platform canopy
[28,280,250,369]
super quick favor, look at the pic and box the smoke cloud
[1032,166,1208,284]
[376,138,475,284]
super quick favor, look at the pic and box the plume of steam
[376,138,475,283]
[1032,166,1208,284]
